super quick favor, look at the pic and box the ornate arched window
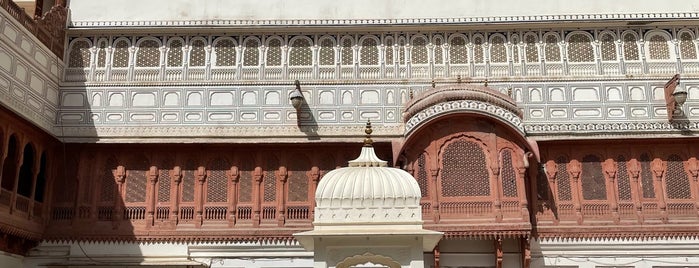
[112,39,130,68]
[289,37,312,67]
[441,139,490,197]
[415,153,429,198]
[449,34,468,64]
[340,37,354,66]
[242,38,260,67]
[213,38,237,67]
[616,155,632,201]
[96,39,107,68]
[622,32,640,61]
[555,156,572,201]
[567,33,594,62]
[125,155,149,204]
[68,39,91,68]
[135,38,161,67]
[433,36,444,64]
[646,31,672,60]
[599,32,617,61]
[490,34,507,63]
[318,37,335,66]
[665,154,691,199]
[16,143,35,197]
[359,37,379,66]
[384,37,395,65]
[99,156,118,205]
[205,157,229,220]
[189,39,207,67]
[524,33,539,63]
[500,149,518,198]
[679,31,697,60]
[411,35,428,64]
[544,33,561,62]
[166,38,184,67]
[511,34,521,63]
[580,155,606,200]
[472,35,484,63]
[265,38,283,67]
[639,153,655,199]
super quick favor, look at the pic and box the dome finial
[363,120,373,147]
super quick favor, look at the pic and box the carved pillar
[626,159,643,223]
[308,166,320,220]
[491,162,503,222]
[170,166,182,225]
[252,166,263,227]
[430,168,441,223]
[567,160,583,224]
[651,158,668,223]
[686,157,699,217]
[521,237,531,268]
[544,160,558,222]
[145,166,158,228]
[226,166,239,227]
[194,166,207,227]
[276,166,288,226]
[603,159,620,223]
[495,237,503,268]
[113,165,126,225]
[516,164,530,221]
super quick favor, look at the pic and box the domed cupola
[314,122,423,227]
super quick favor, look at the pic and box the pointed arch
[67,38,92,68]
[359,35,380,66]
[135,37,161,67]
[166,37,185,67]
[566,31,595,62]
[288,36,313,67]
[242,36,261,67]
[189,37,208,67]
[111,37,131,68]
[489,33,508,63]
[212,36,238,67]
[318,35,336,66]
[644,30,673,60]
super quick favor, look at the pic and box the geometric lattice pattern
[511,35,520,63]
[238,170,252,203]
[679,32,697,60]
[416,153,429,198]
[397,39,406,64]
[580,155,607,200]
[490,35,507,63]
[181,161,196,202]
[263,172,276,202]
[567,33,594,62]
[556,156,572,201]
[68,40,90,68]
[125,170,147,203]
[112,40,130,68]
[472,36,484,63]
[243,39,260,66]
[96,40,107,67]
[100,157,117,202]
[289,38,312,66]
[158,168,171,202]
[623,33,640,61]
[545,34,561,62]
[449,35,468,64]
[434,38,444,64]
[500,150,518,198]
[167,39,183,67]
[287,158,309,202]
[136,39,160,67]
[384,38,394,64]
[189,39,206,66]
[599,33,617,61]
[207,159,228,203]
[441,140,490,197]
[266,38,282,66]
[341,38,353,65]
[639,153,656,199]
[411,36,428,64]
[360,38,379,65]
[319,38,335,65]
[665,154,691,199]
[616,155,632,201]
[648,34,671,60]
[214,39,237,66]
[525,34,539,63]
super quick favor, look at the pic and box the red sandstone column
[430,168,441,223]
[567,160,583,224]
[544,160,559,223]
[626,159,643,223]
[170,166,182,225]
[521,237,531,268]
[686,157,699,217]
[194,166,207,227]
[516,164,529,221]
[145,166,158,228]
[308,167,320,221]
[276,166,288,227]
[651,158,668,223]
[112,165,126,227]
[226,166,239,227]
[603,159,620,223]
[252,167,263,227]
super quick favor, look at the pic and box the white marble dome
[314,143,423,226]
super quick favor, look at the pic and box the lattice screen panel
[397,39,406,64]
[136,39,160,67]
[189,39,206,67]
[472,36,484,63]
[181,160,196,202]
[288,157,310,202]
[96,40,107,67]
[666,154,691,199]
[490,35,507,63]
[360,38,379,65]
[412,37,428,64]
[243,39,260,66]
[100,157,117,202]
[536,164,549,201]
[440,140,490,197]
[112,40,130,68]
[125,169,147,202]
[289,38,312,66]
[639,153,655,199]
[416,153,429,198]
[511,35,520,63]
[449,36,468,64]
[158,167,171,202]
[623,33,640,60]
[264,157,279,202]
[207,158,228,203]
[68,40,91,68]
[167,39,183,67]
[434,38,444,64]
[266,38,282,66]
[544,34,561,62]
[600,33,617,61]
[581,155,606,200]
[524,34,539,63]
[238,170,252,203]
[556,156,572,201]
[501,150,518,198]
[680,32,698,60]
[319,38,335,65]
[648,35,671,60]
[616,156,632,201]
[385,38,394,64]
[214,39,237,66]
[341,38,353,65]
[567,33,594,62]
